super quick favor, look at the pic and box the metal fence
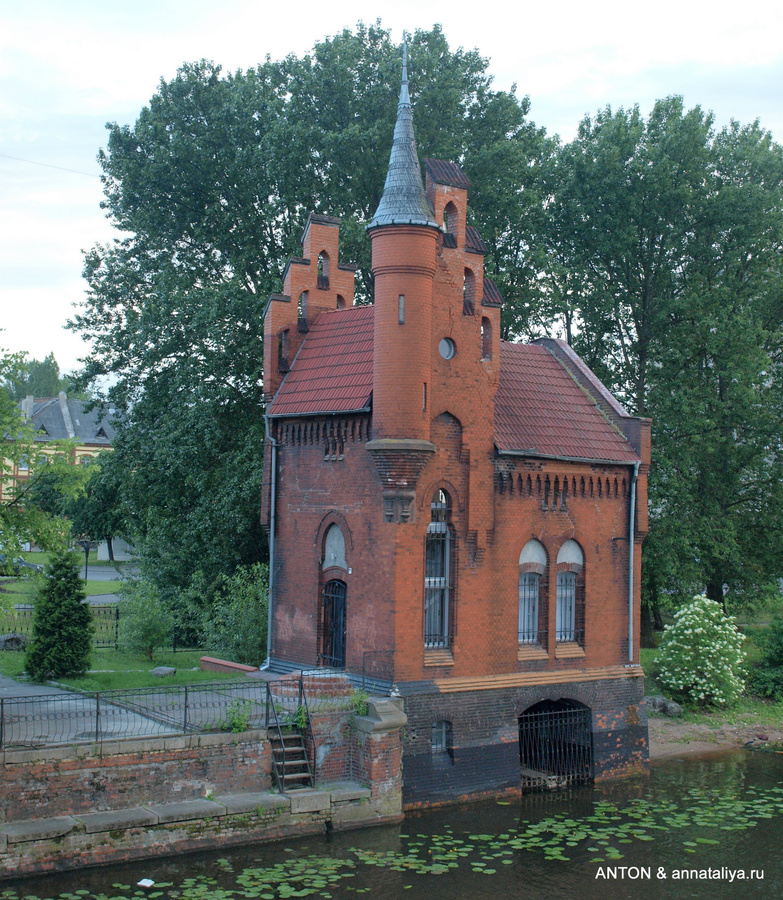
[0,606,120,649]
[0,680,269,750]
[0,674,358,751]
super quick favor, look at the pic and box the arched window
[481,316,492,359]
[317,251,330,289]
[556,540,584,645]
[277,329,290,373]
[519,540,547,646]
[463,269,476,316]
[443,201,458,236]
[431,719,454,761]
[336,293,346,309]
[323,524,347,570]
[424,490,454,648]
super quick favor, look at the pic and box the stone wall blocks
[218,793,289,815]
[146,799,227,824]
[2,816,79,845]
[73,807,159,834]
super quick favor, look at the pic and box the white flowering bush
[656,595,746,707]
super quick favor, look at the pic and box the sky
[2,0,782,376]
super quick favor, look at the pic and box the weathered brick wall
[0,732,272,824]
[401,675,648,807]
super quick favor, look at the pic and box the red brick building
[261,49,650,804]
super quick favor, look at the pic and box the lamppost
[77,539,92,581]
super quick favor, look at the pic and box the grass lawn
[0,647,246,691]
[20,549,118,568]
[0,576,119,608]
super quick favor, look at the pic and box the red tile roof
[268,306,374,417]
[495,341,640,462]
[269,309,639,463]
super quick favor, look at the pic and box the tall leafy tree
[543,102,783,617]
[646,120,783,611]
[68,23,549,613]
[545,97,714,412]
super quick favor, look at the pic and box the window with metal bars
[424,490,454,648]
[431,719,453,760]
[518,573,541,643]
[555,539,585,646]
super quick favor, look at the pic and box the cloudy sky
[2,0,781,375]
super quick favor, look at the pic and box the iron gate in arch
[321,579,346,668]
[518,699,593,790]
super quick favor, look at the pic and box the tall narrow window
[519,539,546,645]
[317,251,330,289]
[425,490,454,648]
[398,294,405,324]
[556,540,584,645]
[481,317,492,359]
[463,269,476,316]
[431,720,453,761]
[278,329,290,373]
[443,201,458,236]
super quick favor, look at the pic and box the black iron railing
[0,605,120,649]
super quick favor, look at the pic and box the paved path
[0,672,180,747]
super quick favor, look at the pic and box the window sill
[424,648,454,667]
[517,644,548,661]
[555,642,586,659]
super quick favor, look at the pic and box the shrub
[203,563,268,665]
[748,617,783,700]
[25,551,92,682]
[656,594,746,707]
[118,579,173,660]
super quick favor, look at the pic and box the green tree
[2,352,82,402]
[203,562,268,664]
[117,578,173,660]
[25,551,92,681]
[645,120,783,611]
[68,23,549,614]
[545,97,714,413]
[66,455,126,561]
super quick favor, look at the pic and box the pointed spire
[367,33,440,231]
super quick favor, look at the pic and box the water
[4,750,783,900]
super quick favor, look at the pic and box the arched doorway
[518,699,593,790]
[322,579,347,668]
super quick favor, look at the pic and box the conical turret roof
[368,38,440,231]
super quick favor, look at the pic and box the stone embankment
[1,692,407,879]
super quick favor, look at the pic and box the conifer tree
[26,552,92,682]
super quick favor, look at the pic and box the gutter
[627,460,640,664]
[260,413,278,671]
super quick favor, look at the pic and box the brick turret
[366,39,440,513]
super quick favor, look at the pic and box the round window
[439,337,456,360]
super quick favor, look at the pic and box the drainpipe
[261,413,278,670]
[627,460,640,664]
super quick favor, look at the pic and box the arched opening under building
[518,698,593,790]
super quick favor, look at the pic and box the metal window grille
[556,571,576,642]
[424,492,452,648]
[518,572,540,643]
[431,719,453,761]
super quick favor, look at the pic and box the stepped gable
[495,340,640,463]
[267,305,374,417]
